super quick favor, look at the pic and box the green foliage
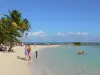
[73,42,81,45]
[0,10,31,49]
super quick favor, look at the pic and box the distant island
[73,42,81,45]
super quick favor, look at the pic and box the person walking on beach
[21,43,24,47]
[24,45,29,61]
[28,45,32,61]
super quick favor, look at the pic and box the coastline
[32,45,60,53]
[0,45,60,75]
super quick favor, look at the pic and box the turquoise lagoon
[32,46,100,75]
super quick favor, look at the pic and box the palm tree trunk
[8,42,13,51]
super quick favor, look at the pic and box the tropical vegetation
[0,10,31,50]
[73,42,81,45]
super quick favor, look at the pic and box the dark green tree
[0,10,31,50]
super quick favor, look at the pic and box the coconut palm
[3,10,30,34]
[0,10,31,50]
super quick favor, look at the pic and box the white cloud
[32,31,46,36]
[22,32,32,39]
[23,31,46,39]
[23,31,100,42]
[26,32,32,36]
[57,32,64,36]
[56,32,88,36]
[23,31,46,41]
[67,32,88,36]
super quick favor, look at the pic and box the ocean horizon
[24,42,100,45]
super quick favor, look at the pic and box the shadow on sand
[17,56,38,61]
[17,56,26,61]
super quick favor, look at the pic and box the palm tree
[1,10,31,50]
[4,10,30,33]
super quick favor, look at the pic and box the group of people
[77,51,87,55]
[24,44,31,61]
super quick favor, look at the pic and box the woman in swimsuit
[28,45,31,61]
[24,45,29,61]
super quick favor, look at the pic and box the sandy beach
[0,45,59,75]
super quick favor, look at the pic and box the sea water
[33,46,100,75]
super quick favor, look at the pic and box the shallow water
[33,46,100,75]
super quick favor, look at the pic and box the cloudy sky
[0,0,100,42]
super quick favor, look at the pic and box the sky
[0,0,100,42]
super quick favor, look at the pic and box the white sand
[0,45,59,75]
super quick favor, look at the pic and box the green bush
[73,42,81,45]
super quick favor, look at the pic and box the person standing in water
[36,50,38,58]
[34,43,38,58]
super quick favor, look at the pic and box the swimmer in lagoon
[77,51,87,55]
